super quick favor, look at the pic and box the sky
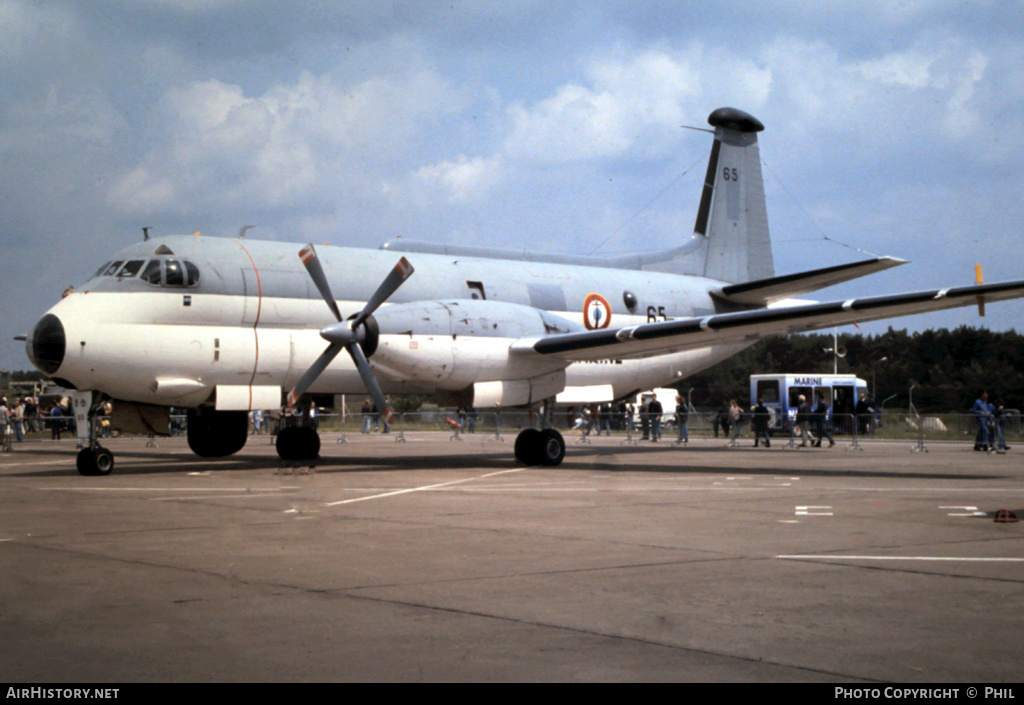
[3,0,1024,371]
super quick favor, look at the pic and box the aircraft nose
[27,313,66,375]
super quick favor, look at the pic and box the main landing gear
[513,397,566,466]
[514,428,566,466]
[276,424,320,461]
[276,401,320,462]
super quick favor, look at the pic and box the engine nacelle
[374,299,580,339]
[372,299,579,402]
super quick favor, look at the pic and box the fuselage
[27,235,748,408]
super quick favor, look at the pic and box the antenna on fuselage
[142,226,152,241]
[239,224,255,238]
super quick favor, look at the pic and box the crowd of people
[0,395,77,448]
[0,389,1015,454]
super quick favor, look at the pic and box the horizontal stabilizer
[713,257,907,306]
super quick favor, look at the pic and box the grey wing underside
[512,280,1024,361]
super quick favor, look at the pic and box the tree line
[676,326,1024,413]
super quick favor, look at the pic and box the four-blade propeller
[287,244,414,427]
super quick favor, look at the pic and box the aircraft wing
[511,279,1024,361]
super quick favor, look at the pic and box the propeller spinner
[287,244,414,426]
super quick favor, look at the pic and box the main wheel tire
[76,448,98,476]
[538,429,565,466]
[515,428,543,465]
[186,409,249,457]
[277,426,320,461]
[94,446,115,475]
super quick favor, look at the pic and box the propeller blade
[299,244,342,322]
[290,251,412,416]
[346,342,394,427]
[286,342,344,407]
[351,257,414,329]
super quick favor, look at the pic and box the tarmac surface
[1,431,1022,682]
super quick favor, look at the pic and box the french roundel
[583,293,612,330]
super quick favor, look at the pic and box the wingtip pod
[708,107,764,133]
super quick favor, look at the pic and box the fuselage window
[117,260,146,278]
[140,260,163,285]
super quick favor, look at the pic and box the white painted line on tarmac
[940,505,988,517]
[40,487,299,492]
[779,555,1024,562]
[795,506,833,516]
[326,468,522,506]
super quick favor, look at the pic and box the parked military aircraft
[25,107,1024,475]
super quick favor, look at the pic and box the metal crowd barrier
[8,409,1020,455]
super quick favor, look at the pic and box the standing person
[0,398,9,450]
[992,399,1008,454]
[794,394,813,447]
[649,394,663,442]
[812,391,835,448]
[973,391,991,451]
[599,402,612,436]
[718,402,732,440]
[639,397,650,440]
[49,403,63,441]
[24,396,37,433]
[360,399,372,433]
[12,399,25,443]
[753,398,771,447]
[728,399,743,445]
[674,394,689,444]
[855,393,872,437]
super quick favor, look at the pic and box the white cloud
[414,155,502,203]
[106,167,176,215]
[504,46,770,163]
[107,66,464,218]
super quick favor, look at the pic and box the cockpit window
[116,260,146,278]
[165,260,184,286]
[94,262,112,279]
[184,261,200,286]
[140,260,163,285]
[136,259,201,287]
[102,261,124,276]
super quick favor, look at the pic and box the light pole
[872,356,887,400]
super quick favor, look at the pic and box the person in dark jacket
[753,399,770,448]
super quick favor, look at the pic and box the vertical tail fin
[653,107,774,284]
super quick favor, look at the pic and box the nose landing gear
[77,445,114,476]
[70,391,115,476]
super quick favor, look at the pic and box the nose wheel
[77,446,114,476]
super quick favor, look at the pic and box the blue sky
[3,0,1024,370]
